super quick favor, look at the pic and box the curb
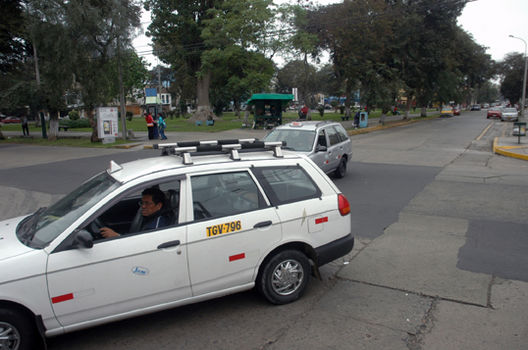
[493,137,528,161]
[348,115,439,136]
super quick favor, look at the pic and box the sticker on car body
[207,220,242,237]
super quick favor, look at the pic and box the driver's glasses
[138,200,155,207]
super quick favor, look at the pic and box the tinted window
[253,166,321,206]
[326,127,340,146]
[191,172,263,220]
[333,125,349,143]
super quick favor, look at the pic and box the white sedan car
[501,107,519,122]
[0,139,354,349]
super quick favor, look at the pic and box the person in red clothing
[145,112,154,139]
[299,105,309,120]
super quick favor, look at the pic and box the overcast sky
[133,0,528,67]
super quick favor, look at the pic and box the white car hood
[0,215,34,261]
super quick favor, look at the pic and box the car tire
[257,250,310,305]
[334,158,347,178]
[0,308,39,350]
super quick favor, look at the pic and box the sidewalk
[493,136,528,161]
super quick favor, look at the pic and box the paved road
[0,110,527,349]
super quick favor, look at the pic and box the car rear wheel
[257,250,310,305]
[334,158,347,178]
[0,308,39,350]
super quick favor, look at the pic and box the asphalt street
[0,110,527,349]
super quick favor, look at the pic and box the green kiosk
[246,93,294,129]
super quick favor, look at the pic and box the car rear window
[253,166,321,206]
[264,129,315,152]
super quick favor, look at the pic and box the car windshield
[503,108,517,113]
[264,129,316,152]
[16,172,119,248]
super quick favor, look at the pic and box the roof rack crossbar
[152,139,284,164]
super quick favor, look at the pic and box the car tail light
[338,194,350,216]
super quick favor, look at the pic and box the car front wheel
[257,250,310,305]
[0,308,39,350]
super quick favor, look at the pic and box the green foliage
[499,53,526,104]
[68,110,80,120]
[59,118,91,128]
[146,0,275,110]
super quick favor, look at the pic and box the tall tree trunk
[192,72,214,121]
[87,108,99,142]
[48,111,59,141]
[404,94,412,120]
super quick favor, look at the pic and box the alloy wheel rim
[271,259,304,296]
[0,322,20,350]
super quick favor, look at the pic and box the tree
[499,52,526,105]
[0,0,27,73]
[209,46,274,116]
[145,0,275,121]
[391,0,469,116]
[276,60,317,101]
[65,0,141,141]
[311,0,397,117]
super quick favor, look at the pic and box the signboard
[96,107,119,143]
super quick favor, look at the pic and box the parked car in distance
[453,106,461,115]
[0,139,354,349]
[487,108,502,119]
[1,116,21,123]
[440,105,454,117]
[482,103,490,109]
[263,121,352,178]
[501,107,519,122]
[470,104,481,111]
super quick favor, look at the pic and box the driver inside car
[100,187,169,238]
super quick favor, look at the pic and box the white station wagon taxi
[0,139,353,349]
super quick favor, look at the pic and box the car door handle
[254,220,272,228]
[157,240,181,249]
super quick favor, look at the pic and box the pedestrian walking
[145,112,154,140]
[158,113,167,140]
[21,115,29,136]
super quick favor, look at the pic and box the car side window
[326,127,340,146]
[317,130,327,147]
[93,179,181,238]
[253,166,321,206]
[333,125,349,143]
[191,171,264,220]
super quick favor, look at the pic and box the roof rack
[152,139,285,165]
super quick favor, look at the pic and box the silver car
[264,121,352,178]
[501,107,519,122]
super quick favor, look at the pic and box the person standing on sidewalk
[21,115,29,136]
[145,112,154,140]
[158,113,167,140]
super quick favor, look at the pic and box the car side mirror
[74,229,94,249]
[316,145,327,152]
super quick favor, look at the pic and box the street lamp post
[509,35,528,121]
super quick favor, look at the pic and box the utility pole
[117,0,128,140]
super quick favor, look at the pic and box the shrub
[68,110,80,120]
[126,111,133,121]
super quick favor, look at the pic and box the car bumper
[315,233,354,266]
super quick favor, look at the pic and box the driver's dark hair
[142,187,165,206]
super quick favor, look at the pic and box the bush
[59,118,91,129]
[317,105,324,117]
[68,110,80,120]
[126,111,133,121]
